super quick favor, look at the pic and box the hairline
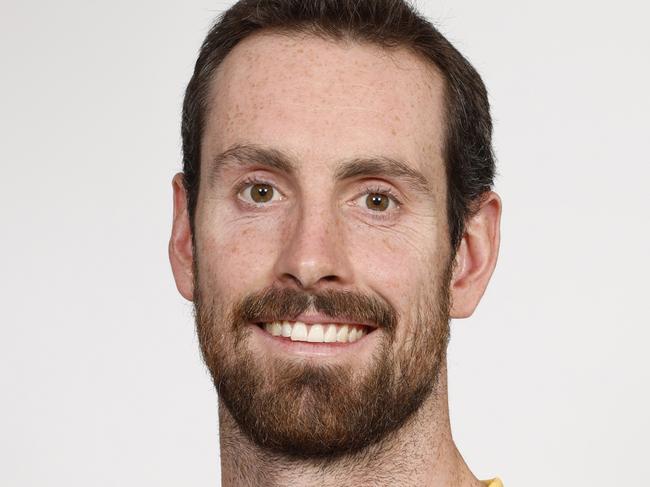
[202,26,449,132]
[197,26,453,217]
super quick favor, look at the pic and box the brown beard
[193,264,452,459]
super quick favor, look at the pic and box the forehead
[202,31,446,184]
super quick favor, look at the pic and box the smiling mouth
[257,321,375,344]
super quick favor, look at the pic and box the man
[169,0,502,485]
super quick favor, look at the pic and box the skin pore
[169,32,501,486]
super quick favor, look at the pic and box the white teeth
[348,327,358,343]
[350,327,366,342]
[281,321,292,337]
[324,324,337,342]
[263,321,368,344]
[307,324,324,342]
[336,325,349,342]
[290,321,308,341]
[270,321,282,337]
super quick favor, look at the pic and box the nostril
[283,273,304,288]
[281,273,340,289]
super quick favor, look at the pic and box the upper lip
[256,313,378,329]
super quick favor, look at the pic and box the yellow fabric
[482,479,503,487]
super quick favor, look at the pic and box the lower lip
[248,323,378,358]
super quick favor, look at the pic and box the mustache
[233,286,398,335]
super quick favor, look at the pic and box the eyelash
[360,185,402,206]
[234,177,402,214]
[234,176,283,206]
[354,185,402,221]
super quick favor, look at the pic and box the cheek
[196,210,285,296]
[343,220,450,341]
[345,221,443,293]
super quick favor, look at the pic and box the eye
[358,191,399,212]
[365,193,391,211]
[238,182,282,205]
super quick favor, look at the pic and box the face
[190,33,453,457]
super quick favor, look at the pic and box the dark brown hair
[181,0,495,250]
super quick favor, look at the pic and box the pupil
[366,193,388,211]
[251,184,273,203]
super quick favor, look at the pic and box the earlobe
[169,172,195,302]
[449,191,501,319]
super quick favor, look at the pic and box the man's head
[170,0,500,459]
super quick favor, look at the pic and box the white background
[1,0,648,485]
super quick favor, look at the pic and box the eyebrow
[334,156,432,195]
[208,144,296,185]
[208,143,432,195]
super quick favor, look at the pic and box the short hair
[181,0,495,250]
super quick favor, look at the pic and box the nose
[273,202,354,290]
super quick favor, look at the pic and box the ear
[450,191,501,319]
[169,172,195,301]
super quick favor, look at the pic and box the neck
[218,363,482,487]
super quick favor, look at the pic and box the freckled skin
[198,34,450,346]
[171,32,495,487]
